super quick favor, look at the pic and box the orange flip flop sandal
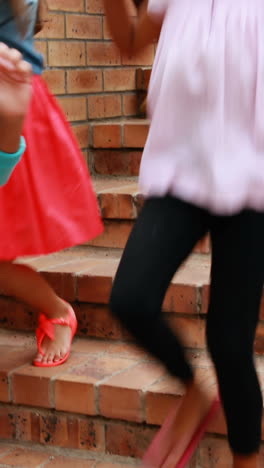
[33,304,77,367]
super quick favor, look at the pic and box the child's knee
[110,277,153,328]
[206,323,250,374]
[110,280,137,321]
[0,260,13,273]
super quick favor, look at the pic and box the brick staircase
[1,124,264,467]
[1,2,264,467]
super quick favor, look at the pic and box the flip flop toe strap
[36,313,64,355]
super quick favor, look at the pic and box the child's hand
[0,43,32,153]
[0,42,32,120]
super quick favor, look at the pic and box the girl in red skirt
[0,0,103,367]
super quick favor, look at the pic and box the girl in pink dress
[105,1,264,467]
[0,1,103,368]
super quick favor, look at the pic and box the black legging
[110,196,264,455]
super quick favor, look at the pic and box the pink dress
[140,0,264,214]
[0,77,103,260]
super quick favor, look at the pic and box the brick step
[0,330,229,457]
[0,441,138,468]
[0,247,264,354]
[88,116,149,178]
[1,330,264,467]
[91,178,210,252]
[0,330,191,423]
[135,67,151,117]
[91,120,149,150]
[89,149,142,177]
[88,219,210,252]
[136,68,152,92]
[94,178,142,220]
[2,432,263,468]
[0,248,211,345]
[1,247,264,352]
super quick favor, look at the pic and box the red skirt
[0,76,103,260]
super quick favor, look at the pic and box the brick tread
[0,441,138,468]
[0,329,214,425]
[17,247,211,306]
[94,178,142,220]
[1,329,264,440]
[90,177,211,252]
[1,247,262,350]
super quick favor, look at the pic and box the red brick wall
[35,0,154,162]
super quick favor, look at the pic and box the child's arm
[0,45,31,153]
[103,0,161,54]
[0,44,31,185]
[0,118,24,153]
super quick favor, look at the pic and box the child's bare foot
[0,262,76,367]
[233,454,259,468]
[143,379,217,468]
[34,300,74,365]
[162,382,216,468]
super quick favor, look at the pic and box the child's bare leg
[0,44,73,364]
[233,454,258,468]
[160,379,215,468]
[0,262,72,364]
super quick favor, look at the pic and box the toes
[34,353,43,362]
[53,351,63,362]
[37,349,67,365]
[43,353,55,365]
[54,347,69,362]
[35,326,72,366]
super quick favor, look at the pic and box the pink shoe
[143,397,220,468]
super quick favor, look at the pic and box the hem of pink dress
[0,222,104,261]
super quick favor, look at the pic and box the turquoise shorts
[0,137,26,186]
